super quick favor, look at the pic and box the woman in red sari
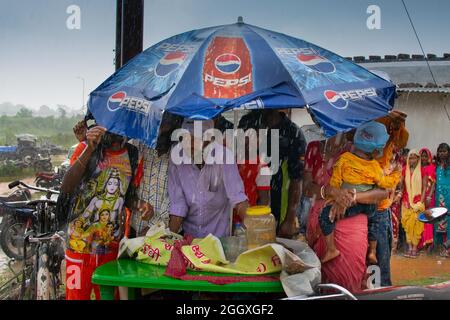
[304,135,388,293]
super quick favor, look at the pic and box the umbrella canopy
[88,20,396,146]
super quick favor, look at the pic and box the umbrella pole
[230,110,239,236]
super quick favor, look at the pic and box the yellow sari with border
[401,150,425,246]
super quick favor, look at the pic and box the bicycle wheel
[0,217,34,260]
[36,243,52,300]
[19,237,37,300]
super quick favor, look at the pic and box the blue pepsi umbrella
[88,19,396,147]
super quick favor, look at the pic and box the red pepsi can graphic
[203,37,253,99]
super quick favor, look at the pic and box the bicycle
[4,180,64,300]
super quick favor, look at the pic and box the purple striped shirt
[168,142,247,238]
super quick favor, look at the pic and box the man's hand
[169,215,183,234]
[389,110,407,122]
[136,200,154,221]
[73,120,88,142]
[235,200,249,222]
[86,126,106,150]
[278,212,298,239]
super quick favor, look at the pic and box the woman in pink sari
[417,148,436,251]
[304,135,388,293]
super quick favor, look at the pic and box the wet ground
[391,253,450,285]
[0,177,36,196]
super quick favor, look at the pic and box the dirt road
[391,253,450,285]
[0,177,36,196]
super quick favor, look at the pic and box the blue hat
[353,121,389,153]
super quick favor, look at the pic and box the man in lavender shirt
[168,119,249,238]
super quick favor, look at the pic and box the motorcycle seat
[36,172,55,178]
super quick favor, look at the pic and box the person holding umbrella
[238,109,306,239]
[58,125,141,300]
[374,110,409,286]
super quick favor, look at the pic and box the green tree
[57,107,67,119]
[16,107,33,118]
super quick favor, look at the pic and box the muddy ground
[391,253,450,285]
[0,177,36,196]
[0,170,449,298]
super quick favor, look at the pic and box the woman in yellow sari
[401,150,426,258]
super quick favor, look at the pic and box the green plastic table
[91,259,283,300]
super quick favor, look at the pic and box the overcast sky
[0,0,449,110]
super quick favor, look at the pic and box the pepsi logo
[297,53,336,74]
[324,90,348,110]
[324,88,378,109]
[214,53,241,74]
[155,51,187,77]
[107,91,127,112]
[107,91,151,114]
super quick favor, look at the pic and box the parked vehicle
[1,180,63,300]
[0,187,32,260]
[283,282,450,300]
[35,165,67,190]
[0,134,65,163]
[31,155,53,172]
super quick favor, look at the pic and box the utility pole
[115,0,144,70]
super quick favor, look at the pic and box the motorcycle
[32,155,53,173]
[283,281,450,300]
[0,187,32,260]
[34,165,67,190]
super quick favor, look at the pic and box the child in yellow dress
[319,121,401,264]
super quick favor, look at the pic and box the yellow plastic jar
[244,206,276,249]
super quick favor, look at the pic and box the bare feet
[410,250,418,259]
[367,252,378,265]
[321,249,341,263]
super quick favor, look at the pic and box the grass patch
[396,274,450,286]
[0,168,35,183]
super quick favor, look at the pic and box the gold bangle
[320,185,326,200]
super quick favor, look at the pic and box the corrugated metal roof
[397,87,450,93]
[358,60,450,89]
